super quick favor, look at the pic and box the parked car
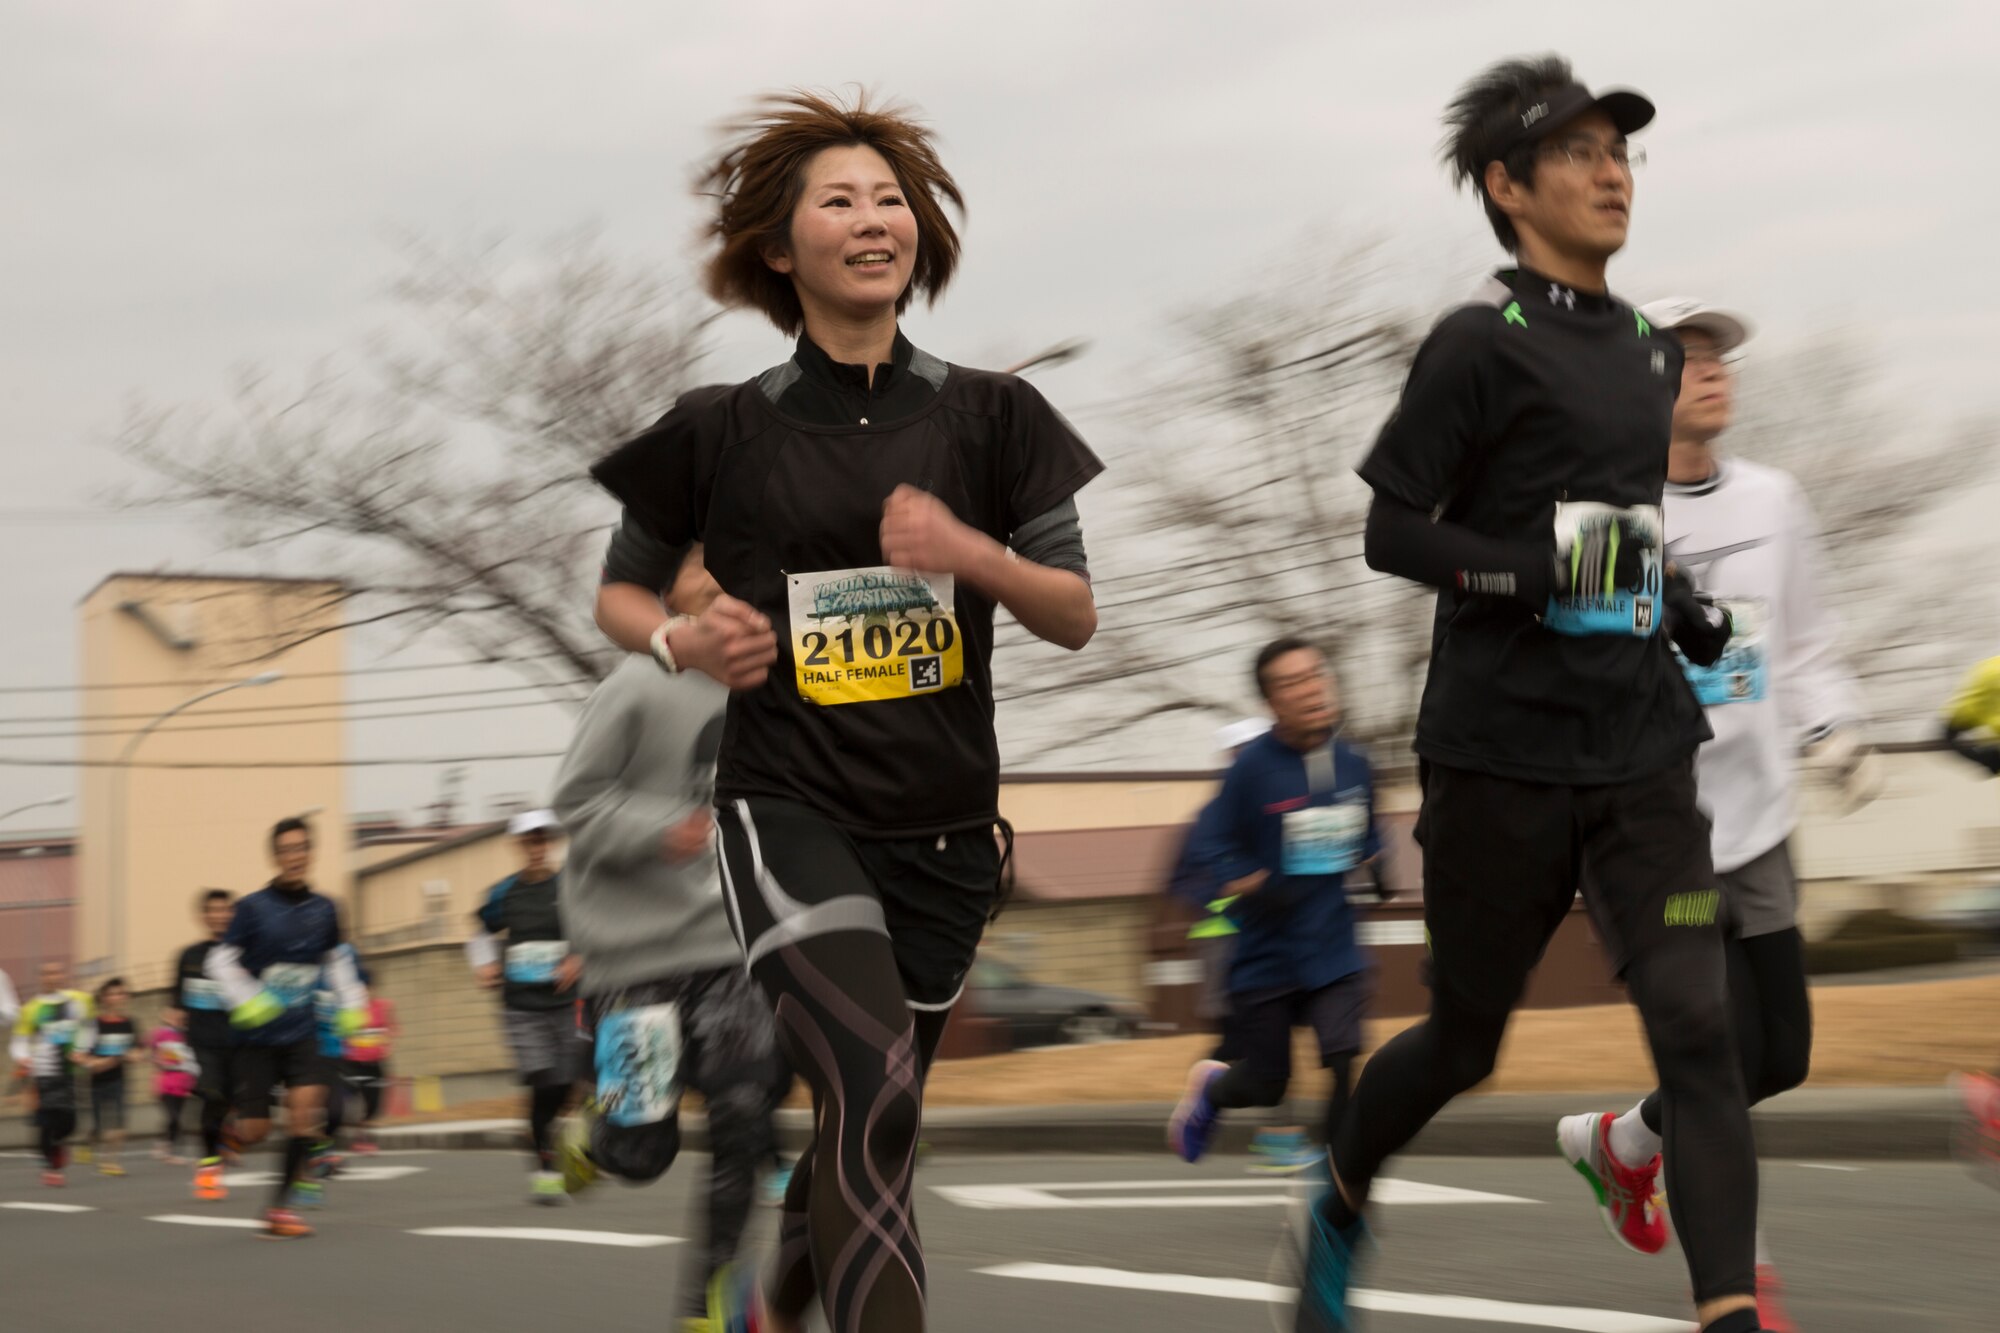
[965,956,1144,1049]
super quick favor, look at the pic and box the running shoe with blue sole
[1167,1059,1227,1164]
[1294,1199,1367,1333]
[1249,1127,1321,1175]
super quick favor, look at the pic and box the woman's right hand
[671,595,778,689]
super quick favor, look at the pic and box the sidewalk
[10,971,1988,1158]
[351,1086,1960,1161]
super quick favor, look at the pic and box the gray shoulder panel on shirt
[757,360,803,403]
[909,346,949,391]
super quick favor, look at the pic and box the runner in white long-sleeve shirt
[1556,298,1867,1333]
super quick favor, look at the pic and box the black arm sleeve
[1943,720,2000,775]
[1363,493,1556,608]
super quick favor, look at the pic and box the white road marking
[222,1165,427,1187]
[1798,1162,1865,1171]
[409,1226,681,1247]
[373,1119,522,1135]
[2,1202,95,1213]
[149,1214,266,1229]
[979,1263,1693,1332]
[931,1177,1533,1211]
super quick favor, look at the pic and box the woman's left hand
[880,485,991,577]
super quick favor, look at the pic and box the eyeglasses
[1540,138,1646,174]
[1683,348,1742,371]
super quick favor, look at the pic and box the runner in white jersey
[1556,298,1868,1332]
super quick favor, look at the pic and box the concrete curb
[359,1088,1962,1160]
[8,1088,1961,1159]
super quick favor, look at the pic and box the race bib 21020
[787,567,965,706]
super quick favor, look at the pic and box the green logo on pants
[1664,890,1720,927]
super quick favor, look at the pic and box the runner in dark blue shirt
[207,818,366,1239]
[1168,639,1385,1172]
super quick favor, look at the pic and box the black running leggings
[39,1108,76,1168]
[348,1062,386,1123]
[754,933,950,1332]
[161,1095,188,1154]
[1328,762,1757,1306]
[528,1083,567,1166]
[1638,928,1811,1134]
[720,797,996,1333]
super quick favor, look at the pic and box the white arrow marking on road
[978,1263,1693,1332]
[931,1177,1533,1210]
[409,1227,682,1247]
[223,1165,427,1187]
[149,1214,266,1229]
[2,1202,95,1213]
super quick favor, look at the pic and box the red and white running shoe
[1756,1263,1797,1332]
[1556,1111,1669,1255]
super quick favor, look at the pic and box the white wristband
[649,616,695,675]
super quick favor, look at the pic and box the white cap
[507,809,562,837]
[1214,719,1271,753]
[1640,297,1753,353]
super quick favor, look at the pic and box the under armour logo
[1547,283,1575,310]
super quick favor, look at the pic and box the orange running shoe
[194,1158,227,1202]
[262,1207,314,1240]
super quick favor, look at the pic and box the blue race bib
[1282,802,1368,876]
[1678,596,1767,707]
[1545,502,1664,638]
[594,1002,682,1129]
[505,940,569,985]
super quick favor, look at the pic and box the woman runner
[591,89,1103,1333]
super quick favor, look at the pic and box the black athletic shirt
[173,939,233,1049]
[1358,267,1709,785]
[592,332,1104,838]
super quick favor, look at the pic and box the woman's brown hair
[698,89,964,336]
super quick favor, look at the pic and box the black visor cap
[1502,83,1655,156]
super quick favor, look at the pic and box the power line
[0,695,578,741]
[0,752,568,770]
[0,650,618,696]
[0,680,590,726]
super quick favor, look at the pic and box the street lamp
[1003,339,1091,377]
[109,671,283,975]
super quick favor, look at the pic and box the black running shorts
[716,797,1000,1010]
[230,1038,331,1118]
[1417,757,1722,1016]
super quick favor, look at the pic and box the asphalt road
[3,1146,1994,1331]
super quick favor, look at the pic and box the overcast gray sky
[3,1,1996,826]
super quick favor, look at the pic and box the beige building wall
[78,575,349,990]
[985,898,1153,1002]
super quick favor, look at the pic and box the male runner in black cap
[1294,55,1759,1333]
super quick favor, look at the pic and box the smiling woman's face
[766,143,920,329]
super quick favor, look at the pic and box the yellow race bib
[787,566,965,706]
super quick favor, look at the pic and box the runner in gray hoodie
[553,543,781,1327]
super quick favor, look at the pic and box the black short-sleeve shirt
[1357,268,1709,785]
[592,334,1104,838]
